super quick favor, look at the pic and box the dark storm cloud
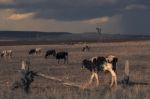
[119,0,150,35]
[0,0,149,34]
[121,9,150,35]
[1,0,147,21]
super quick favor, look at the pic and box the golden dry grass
[0,40,150,99]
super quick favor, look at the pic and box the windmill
[96,27,102,35]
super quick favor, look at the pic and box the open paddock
[0,40,150,99]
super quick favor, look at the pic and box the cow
[29,48,41,55]
[1,50,12,58]
[82,56,118,87]
[55,51,68,64]
[45,49,56,59]
[35,48,41,54]
[1,50,7,58]
[82,45,90,52]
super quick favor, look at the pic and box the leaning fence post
[123,60,130,85]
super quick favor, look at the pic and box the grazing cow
[29,49,36,55]
[82,56,106,86]
[55,51,68,64]
[1,50,12,58]
[35,48,41,54]
[29,48,41,55]
[82,56,118,87]
[1,50,6,57]
[106,55,118,73]
[45,49,56,59]
[82,45,90,52]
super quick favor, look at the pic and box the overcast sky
[0,0,149,35]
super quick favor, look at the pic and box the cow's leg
[39,50,41,55]
[66,57,68,64]
[4,54,7,60]
[82,48,84,51]
[110,76,114,87]
[8,54,11,60]
[110,76,117,87]
[89,72,95,85]
[64,58,66,64]
[114,76,117,86]
[58,59,61,64]
[94,73,99,86]
[108,69,117,87]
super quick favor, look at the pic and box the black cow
[29,49,36,55]
[45,49,56,59]
[55,51,68,64]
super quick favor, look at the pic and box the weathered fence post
[12,59,35,93]
[123,60,130,85]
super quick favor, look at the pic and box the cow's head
[103,63,112,71]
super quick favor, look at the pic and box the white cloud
[7,12,34,20]
[82,16,110,25]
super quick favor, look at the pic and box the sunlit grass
[0,40,149,99]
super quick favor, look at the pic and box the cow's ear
[113,58,118,62]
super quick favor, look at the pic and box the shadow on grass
[118,80,149,86]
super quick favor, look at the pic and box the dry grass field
[0,40,150,99]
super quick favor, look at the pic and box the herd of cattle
[0,48,69,64]
[0,46,118,88]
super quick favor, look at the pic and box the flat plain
[0,40,150,99]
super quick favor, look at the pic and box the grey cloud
[0,0,149,21]
[121,10,150,35]
[0,0,136,21]
[0,0,149,34]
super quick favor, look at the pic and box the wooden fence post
[123,60,130,85]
